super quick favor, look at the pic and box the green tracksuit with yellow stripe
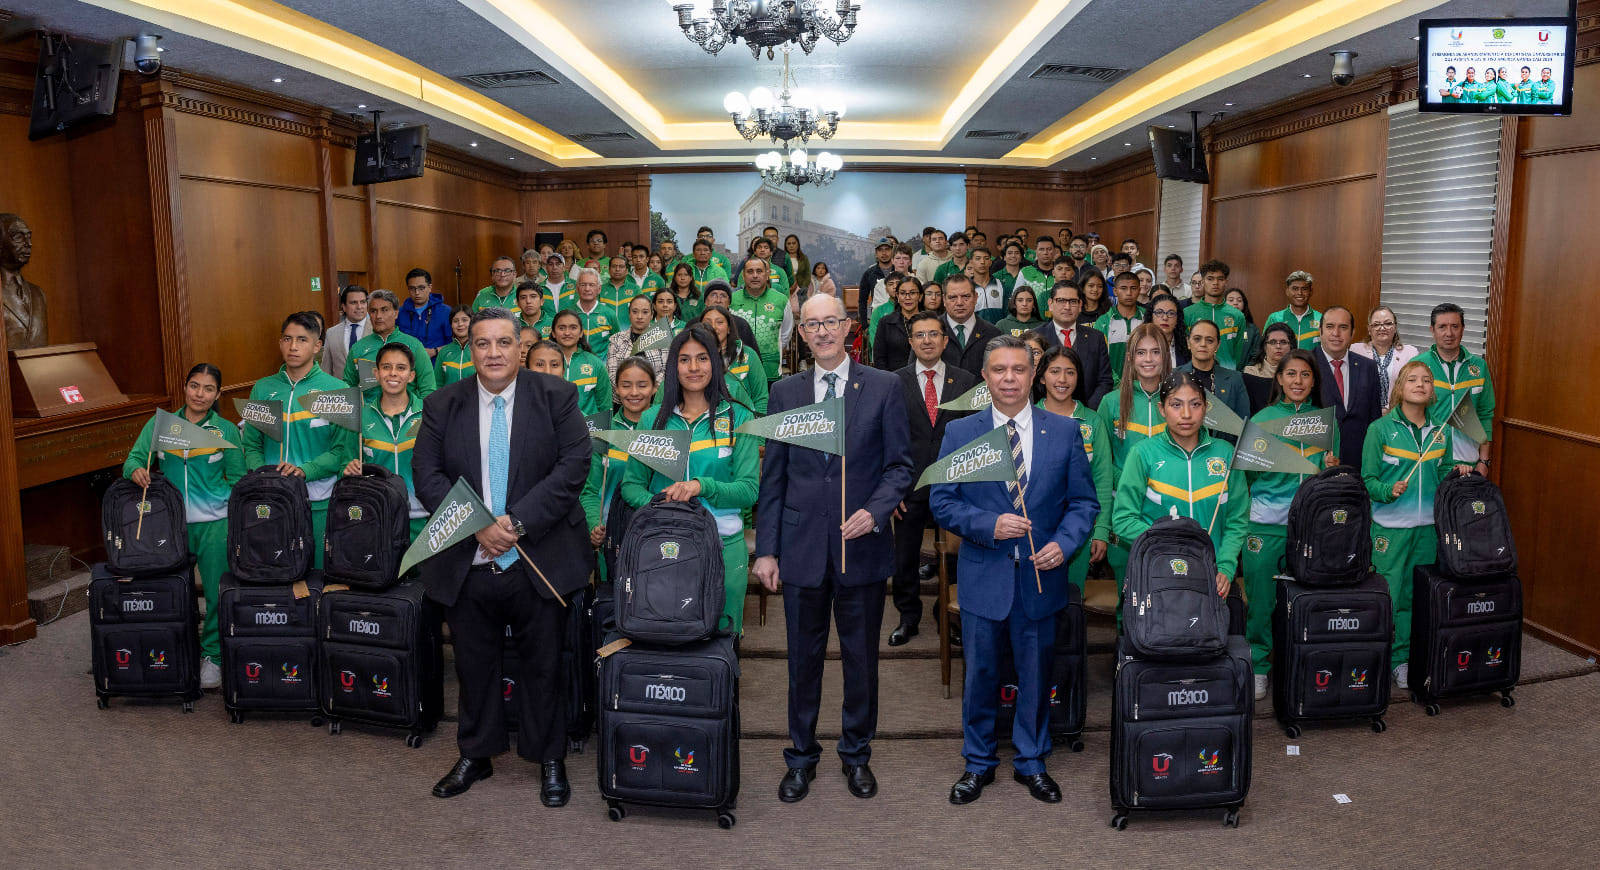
[1362,408,1466,665]
[342,328,437,400]
[565,350,611,417]
[1262,306,1322,351]
[725,344,768,414]
[123,408,246,660]
[1184,300,1248,368]
[1418,345,1494,463]
[1039,399,1113,592]
[434,339,474,386]
[240,363,356,569]
[1097,384,1166,582]
[1112,430,1250,587]
[1240,400,1340,674]
[470,285,517,312]
[560,299,619,359]
[581,414,640,583]
[356,395,427,541]
[620,400,760,634]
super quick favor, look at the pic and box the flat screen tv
[352,124,429,185]
[1148,126,1209,184]
[1418,17,1575,115]
[29,34,122,141]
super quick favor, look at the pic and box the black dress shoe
[540,760,570,807]
[432,756,493,798]
[888,621,919,647]
[842,763,877,798]
[948,622,962,647]
[1013,770,1061,803]
[948,768,995,805]
[778,766,816,803]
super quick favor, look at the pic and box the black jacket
[940,316,1002,376]
[1313,346,1383,468]
[895,361,980,478]
[1030,320,1114,409]
[873,309,916,373]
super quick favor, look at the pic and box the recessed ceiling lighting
[1301,73,1314,78]
[156,47,165,52]
[509,156,516,160]
[357,103,366,109]
[1224,102,1234,106]
[1411,35,1420,41]
[1167,124,1176,128]
[1090,156,1098,160]
[272,77,283,83]
[469,141,478,147]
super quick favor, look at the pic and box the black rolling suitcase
[995,584,1088,752]
[597,635,740,828]
[1109,636,1253,829]
[504,584,598,752]
[1410,565,1522,715]
[317,580,444,746]
[1272,572,1391,737]
[89,563,202,712]
[219,572,325,724]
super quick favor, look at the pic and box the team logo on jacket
[115,648,133,668]
[1079,422,1093,443]
[1331,509,1349,525]
[580,364,593,376]
[1246,536,1263,553]
[339,669,357,692]
[1206,458,1228,477]
[245,662,263,682]
[1151,753,1173,777]
[256,504,272,519]
[281,663,301,683]
[715,415,731,435]
[1169,558,1189,576]
[347,505,364,521]
[672,748,697,773]
[1471,501,1486,516]
[1197,748,1223,774]
[1374,536,1390,554]
[628,744,650,768]
[660,542,681,560]
[1348,668,1369,689]
[372,675,391,697]
[1467,364,1481,377]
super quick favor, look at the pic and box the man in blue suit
[931,334,1098,805]
[754,294,914,804]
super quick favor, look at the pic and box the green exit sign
[311,277,323,292]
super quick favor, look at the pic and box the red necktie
[1063,325,1073,348]
[1331,358,1345,405]
[923,370,939,427]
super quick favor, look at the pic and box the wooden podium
[7,343,129,417]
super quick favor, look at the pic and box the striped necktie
[1007,419,1027,510]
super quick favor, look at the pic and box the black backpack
[1434,469,1517,580]
[102,472,190,576]
[324,465,412,589]
[228,467,313,583]
[1284,465,1371,586]
[1123,516,1227,661]
[615,495,726,645]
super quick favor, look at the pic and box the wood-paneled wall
[1084,158,1159,256]
[965,169,1083,248]
[523,170,652,265]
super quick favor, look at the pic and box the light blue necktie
[489,395,516,569]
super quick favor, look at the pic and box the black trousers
[783,571,887,769]
[890,495,932,625]
[448,563,566,762]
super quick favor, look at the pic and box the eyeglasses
[910,330,945,341]
[1051,297,1082,306]
[1264,338,1292,347]
[1370,321,1396,329]
[489,268,516,275]
[1152,310,1178,319]
[801,317,846,334]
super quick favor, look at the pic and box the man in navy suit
[1312,306,1381,467]
[1030,281,1113,408]
[754,294,914,804]
[931,334,1098,805]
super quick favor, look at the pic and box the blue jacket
[930,407,1098,621]
[755,362,914,587]
[397,292,453,350]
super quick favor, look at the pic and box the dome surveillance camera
[133,33,162,75]
[1329,50,1357,87]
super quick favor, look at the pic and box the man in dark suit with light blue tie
[931,334,1098,805]
[754,294,914,804]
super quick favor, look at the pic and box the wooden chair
[935,527,962,699]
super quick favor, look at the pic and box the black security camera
[1329,50,1357,87]
[133,32,161,75]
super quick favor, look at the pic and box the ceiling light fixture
[672,0,861,59]
[470,141,479,147]
[272,77,283,83]
[755,148,841,188]
[724,49,843,146]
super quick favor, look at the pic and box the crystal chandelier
[755,148,842,188]
[724,51,844,146]
[671,0,861,59]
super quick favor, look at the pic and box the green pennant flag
[1257,406,1336,451]
[584,410,612,453]
[151,408,238,454]
[233,397,284,443]
[938,382,992,412]
[397,477,496,577]
[633,318,677,354]
[355,358,379,392]
[296,387,363,432]
[1232,420,1319,475]
[1447,397,1488,445]
[916,425,1018,490]
[734,397,846,455]
[1204,389,1245,437]
[593,428,691,481]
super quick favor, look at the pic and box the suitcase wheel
[1370,716,1386,733]
[1500,691,1515,708]
[1223,807,1241,828]
[1109,812,1129,831]
[229,710,245,725]
[96,695,109,710]
[328,720,342,735]
[1065,734,1084,753]
[1283,723,1302,739]
[1424,703,1440,717]
[607,801,626,822]
[716,811,736,830]
[568,737,585,754]
[310,716,324,727]
[182,701,194,714]
[406,732,424,749]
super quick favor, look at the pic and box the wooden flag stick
[1017,498,1043,595]
[1401,394,1463,486]
[135,450,153,540]
[840,453,847,573]
[515,544,568,607]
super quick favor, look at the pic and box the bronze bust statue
[2,213,48,349]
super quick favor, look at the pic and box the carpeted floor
[2,594,1596,869]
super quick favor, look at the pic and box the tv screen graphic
[1418,18,1575,116]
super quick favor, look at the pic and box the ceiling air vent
[459,69,559,89]
[965,129,1029,141]
[1029,63,1126,84]
[569,131,636,143]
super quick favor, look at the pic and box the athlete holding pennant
[583,410,612,452]
[917,424,1043,594]
[938,382,993,413]
[591,427,692,483]
[736,396,849,566]
[1203,389,1246,437]
[396,477,565,604]
[137,408,241,538]
[295,386,364,432]
[233,397,284,443]
[632,317,677,355]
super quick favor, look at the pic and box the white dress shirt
[1324,348,1350,409]
[946,314,979,348]
[474,376,517,564]
[813,357,851,403]
[914,359,947,383]
[991,402,1034,476]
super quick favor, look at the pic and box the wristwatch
[508,515,527,538]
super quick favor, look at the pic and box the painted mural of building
[736,182,876,282]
